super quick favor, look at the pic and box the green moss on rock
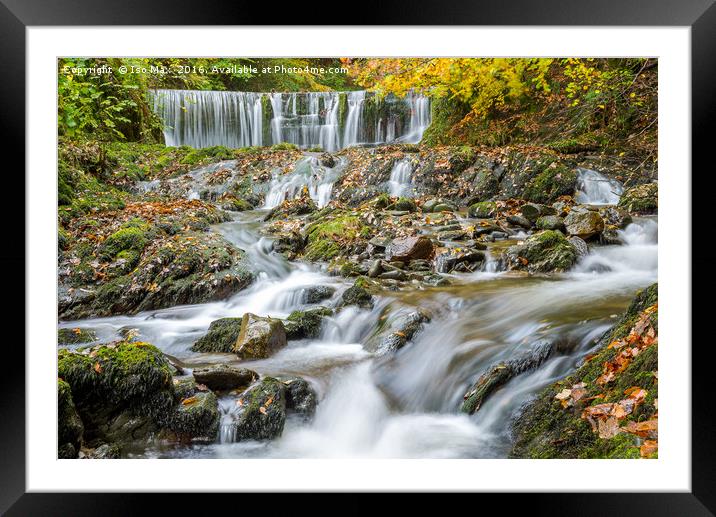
[191,317,244,353]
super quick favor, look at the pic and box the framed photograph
[4,0,712,511]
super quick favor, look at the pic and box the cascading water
[151,89,264,148]
[150,89,431,150]
[574,167,624,205]
[386,157,414,197]
[60,172,658,460]
[263,156,346,209]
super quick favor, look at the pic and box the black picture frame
[3,0,711,512]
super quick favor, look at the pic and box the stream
[59,164,658,459]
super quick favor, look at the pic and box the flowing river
[59,162,657,459]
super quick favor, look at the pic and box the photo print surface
[56,57,658,459]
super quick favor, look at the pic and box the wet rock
[386,236,434,262]
[285,307,332,339]
[220,196,253,212]
[282,377,318,419]
[319,152,335,168]
[506,230,578,272]
[552,201,570,217]
[433,202,456,213]
[437,229,468,242]
[507,214,533,229]
[80,443,121,459]
[568,236,589,257]
[302,285,335,304]
[393,197,417,212]
[618,183,658,214]
[58,327,97,345]
[461,339,554,415]
[600,228,623,246]
[339,284,374,309]
[521,203,556,223]
[598,206,633,228]
[368,259,383,278]
[234,377,287,441]
[191,317,243,353]
[564,208,605,240]
[536,215,565,231]
[58,379,84,458]
[422,199,441,213]
[58,341,175,447]
[167,391,220,442]
[434,248,485,273]
[192,364,258,391]
[365,308,432,354]
[379,269,408,281]
[468,201,497,218]
[272,230,306,255]
[233,313,287,360]
[265,195,317,220]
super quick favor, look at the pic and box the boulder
[282,377,318,419]
[58,379,84,458]
[468,201,497,218]
[234,377,287,441]
[365,309,431,354]
[434,248,485,273]
[505,230,578,272]
[233,313,287,360]
[535,215,565,231]
[393,197,417,212]
[339,284,374,309]
[598,206,633,228]
[507,214,533,229]
[386,236,434,262]
[57,341,175,446]
[284,307,332,339]
[191,317,243,353]
[521,203,557,223]
[168,391,220,442]
[564,209,605,240]
[433,202,456,213]
[568,236,590,257]
[618,183,658,214]
[302,285,335,304]
[58,327,97,345]
[192,364,258,391]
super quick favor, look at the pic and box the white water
[263,156,346,209]
[60,194,657,459]
[386,157,414,197]
[150,89,431,150]
[574,167,624,205]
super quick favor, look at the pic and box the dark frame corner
[3,0,713,513]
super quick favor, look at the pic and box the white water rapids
[59,189,657,458]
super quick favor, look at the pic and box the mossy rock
[167,391,220,442]
[192,365,258,391]
[510,283,658,459]
[339,284,374,309]
[285,307,333,339]
[282,377,318,420]
[58,327,97,345]
[536,215,565,231]
[57,341,175,445]
[393,197,417,212]
[234,377,287,441]
[468,201,497,218]
[99,219,152,260]
[505,230,577,273]
[523,162,578,204]
[302,214,366,262]
[191,317,243,353]
[221,197,254,212]
[618,183,658,214]
[58,379,84,458]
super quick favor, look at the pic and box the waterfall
[264,156,346,209]
[150,89,431,151]
[574,168,624,205]
[150,89,264,148]
[386,158,414,197]
[399,91,432,144]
